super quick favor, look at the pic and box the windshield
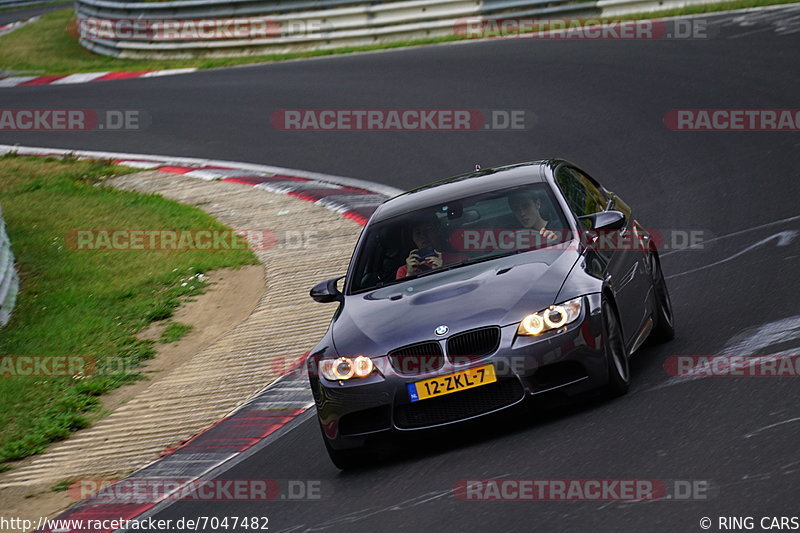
[348,183,571,293]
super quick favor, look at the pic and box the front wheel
[603,300,630,397]
[647,251,675,345]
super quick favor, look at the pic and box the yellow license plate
[407,364,497,402]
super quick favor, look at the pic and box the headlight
[517,297,583,336]
[319,356,374,381]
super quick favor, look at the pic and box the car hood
[332,247,581,355]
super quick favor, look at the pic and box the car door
[554,165,649,348]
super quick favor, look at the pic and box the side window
[555,167,607,219]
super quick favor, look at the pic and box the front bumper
[311,293,608,449]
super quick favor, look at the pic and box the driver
[507,190,560,243]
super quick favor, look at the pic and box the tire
[647,251,675,345]
[603,300,630,397]
[320,424,365,470]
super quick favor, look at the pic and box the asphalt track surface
[3,6,800,532]
[0,3,68,26]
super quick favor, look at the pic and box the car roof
[370,160,561,222]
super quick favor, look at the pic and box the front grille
[389,341,444,375]
[394,378,524,429]
[446,326,501,364]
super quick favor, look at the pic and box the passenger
[396,215,467,279]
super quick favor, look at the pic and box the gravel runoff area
[0,170,363,501]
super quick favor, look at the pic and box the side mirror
[310,276,344,303]
[580,210,626,231]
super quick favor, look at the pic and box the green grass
[51,479,72,492]
[0,154,258,466]
[0,8,462,76]
[159,321,193,343]
[2,0,790,76]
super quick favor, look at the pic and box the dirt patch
[101,265,264,414]
[0,264,265,529]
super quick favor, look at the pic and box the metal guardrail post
[0,205,19,328]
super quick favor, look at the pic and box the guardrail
[74,0,726,58]
[0,205,19,328]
